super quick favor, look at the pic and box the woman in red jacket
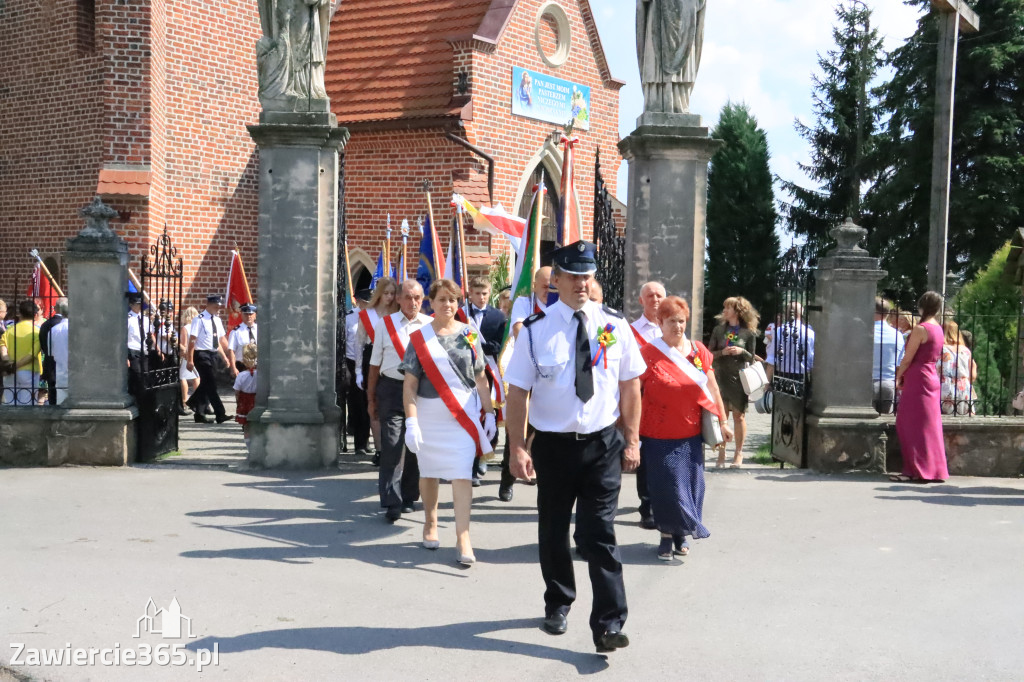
[639,296,731,561]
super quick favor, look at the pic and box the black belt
[196,349,216,354]
[379,375,403,385]
[537,424,616,442]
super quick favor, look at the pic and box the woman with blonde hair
[706,296,760,468]
[401,279,494,565]
[178,306,201,414]
[939,319,978,415]
[358,277,399,462]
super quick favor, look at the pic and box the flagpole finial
[421,179,432,193]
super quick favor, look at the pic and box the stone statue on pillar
[637,0,706,114]
[256,0,332,113]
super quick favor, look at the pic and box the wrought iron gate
[594,149,625,311]
[135,228,184,462]
[770,246,816,468]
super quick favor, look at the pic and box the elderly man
[506,241,645,653]
[368,280,431,522]
[631,281,665,347]
[873,298,905,414]
[510,266,552,340]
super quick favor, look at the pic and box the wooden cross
[928,0,980,295]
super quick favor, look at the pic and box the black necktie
[210,314,218,349]
[248,326,254,343]
[573,310,594,402]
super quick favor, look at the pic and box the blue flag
[371,249,386,289]
[416,213,443,296]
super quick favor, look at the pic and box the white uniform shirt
[770,320,815,374]
[229,322,258,358]
[344,310,360,361]
[630,314,662,343]
[370,311,431,380]
[127,311,152,351]
[763,323,776,365]
[189,311,226,352]
[505,299,647,434]
[510,295,547,327]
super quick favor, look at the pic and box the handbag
[739,361,769,396]
[701,409,724,447]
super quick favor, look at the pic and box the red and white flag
[224,250,253,331]
[26,263,57,317]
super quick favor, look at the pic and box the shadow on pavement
[186,619,610,674]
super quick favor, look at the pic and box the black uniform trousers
[375,376,419,510]
[636,452,652,521]
[127,350,144,396]
[345,358,370,451]
[186,350,225,419]
[532,425,628,643]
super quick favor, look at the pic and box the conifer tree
[781,0,884,258]
[706,103,780,329]
[867,0,1024,294]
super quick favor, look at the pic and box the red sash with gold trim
[409,326,493,456]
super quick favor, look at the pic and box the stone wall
[0,408,137,467]
[885,416,1024,478]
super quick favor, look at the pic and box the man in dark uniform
[505,241,645,654]
[185,294,232,424]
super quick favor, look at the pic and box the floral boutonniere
[462,328,479,363]
[591,324,617,369]
[689,352,706,374]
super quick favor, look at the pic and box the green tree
[705,102,780,331]
[868,0,1024,293]
[781,0,885,257]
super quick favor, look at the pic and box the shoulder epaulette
[602,304,625,319]
[523,311,546,327]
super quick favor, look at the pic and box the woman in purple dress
[892,291,948,482]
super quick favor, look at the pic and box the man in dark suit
[465,276,507,488]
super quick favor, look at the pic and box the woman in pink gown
[893,291,948,482]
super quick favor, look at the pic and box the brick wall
[343,0,622,284]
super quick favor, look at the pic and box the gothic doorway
[517,163,560,265]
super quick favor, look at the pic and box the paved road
[2,447,1022,680]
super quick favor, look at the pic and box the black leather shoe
[542,612,567,635]
[384,507,401,523]
[401,505,414,514]
[177,405,192,416]
[640,516,657,530]
[595,631,630,653]
[498,485,513,502]
[371,454,380,467]
[193,414,210,424]
[204,407,215,416]
[215,414,233,424]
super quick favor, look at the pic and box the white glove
[404,417,424,453]
[355,369,364,390]
[483,412,497,441]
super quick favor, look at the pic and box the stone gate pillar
[246,112,349,469]
[805,218,887,472]
[618,113,722,339]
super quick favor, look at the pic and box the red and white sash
[649,337,722,419]
[630,325,648,348]
[409,325,493,456]
[464,313,506,421]
[383,313,410,358]
[358,308,379,343]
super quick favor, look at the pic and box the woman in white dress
[178,307,200,413]
[401,279,496,564]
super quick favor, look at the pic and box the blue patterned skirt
[641,435,710,539]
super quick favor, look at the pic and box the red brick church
[0,0,624,300]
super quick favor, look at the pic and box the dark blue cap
[127,292,143,304]
[207,294,224,304]
[551,240,597,275]
[240,303,257,313]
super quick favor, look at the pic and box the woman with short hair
[401,279,495,564]
[893,291,948,482]
[639,296,732,560]
[707,296,760,468]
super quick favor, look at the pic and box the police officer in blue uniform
[505,240,646,654]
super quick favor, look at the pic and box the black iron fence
[594,149,624,311]
[873,294,1024,417]
[0,284,68,406]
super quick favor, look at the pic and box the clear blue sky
[589,0,923,203]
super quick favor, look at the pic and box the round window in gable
[535,2,571,69]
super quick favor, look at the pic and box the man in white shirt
[185,294,231,424]
[344,291,372,456]
[769,301,815,389]
[227,303,258,376]
[509,266,552,339]
[872,298,905,414]
[506,241,645,653]
[630,281,665,348]
[126,292,153,395]
[630,281,664,529]
[368,280,431,522]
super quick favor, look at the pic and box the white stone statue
[257,0,332,111]
[637,0,706,114]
